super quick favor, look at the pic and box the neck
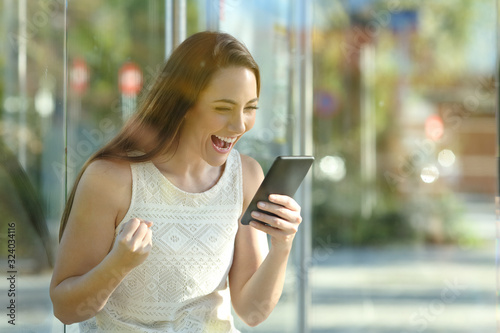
[152,150,223,193]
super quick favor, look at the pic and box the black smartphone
[240,155,314,225]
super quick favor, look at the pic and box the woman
[50,31,303,332]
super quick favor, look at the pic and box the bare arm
[49,160,153,325]
[229,155,302,327]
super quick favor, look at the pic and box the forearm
[233,246,291,326]
[50,254,130,325]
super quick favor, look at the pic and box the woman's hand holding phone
[249,194,302,252]
[240,155,313,252]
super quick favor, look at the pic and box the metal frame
[292,1,313,331]
[165,0,186,58]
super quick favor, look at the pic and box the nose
[228,110,246,134]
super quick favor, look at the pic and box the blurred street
[309,244,495,333]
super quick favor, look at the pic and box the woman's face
[179,66,258,166]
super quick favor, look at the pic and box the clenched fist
[110,218,153,270]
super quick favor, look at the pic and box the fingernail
[257,202,266,208]
[251,211,261,218]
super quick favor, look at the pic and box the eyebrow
[212,98,259,105]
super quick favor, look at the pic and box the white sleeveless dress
[79,149,242,332]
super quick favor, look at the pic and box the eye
[245,105,259,111]
[215,107,232,112]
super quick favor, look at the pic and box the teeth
[215,135,237,144]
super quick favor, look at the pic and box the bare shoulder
[239,154,264,206]
[80,159,131,197]
[83,159,131,184]
[239,153,264,180]
[77,158,132,225]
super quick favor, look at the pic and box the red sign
[70,58,89,94]
[425,114,444,141]
[119,62,143,96]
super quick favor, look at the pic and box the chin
[205,149,232,167]
[209,153,231,167]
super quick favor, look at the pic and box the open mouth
[211,135,236,153]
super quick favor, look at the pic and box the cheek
[245,114,256,132]
[200,112,225,130]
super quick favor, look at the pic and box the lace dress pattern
[79,149,243,332]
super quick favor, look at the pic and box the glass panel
[65,0,166,185]
[64,1,166,332]
[311,0,496,332]
[0,0,65,331]
[2,1,307,332]
[218,0,295,164]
